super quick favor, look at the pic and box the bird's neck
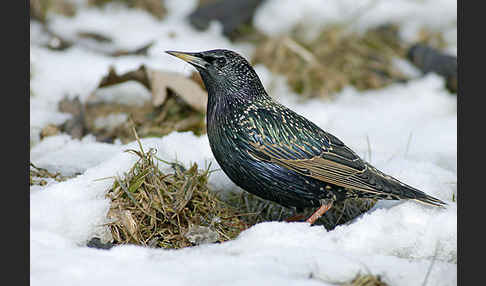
[206,87,248,126]
[203,76,270,125]
[209,89,270,116]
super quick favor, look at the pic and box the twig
[422,242,441,286]
[405,132,413,158]
[366,134,372,163]
[282,37,318,64]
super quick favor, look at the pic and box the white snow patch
[91,81,151,106]
[93,113,129,131]
[30,134,125,176]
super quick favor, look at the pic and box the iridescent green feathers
[238,102,445,207]
[166,49,446,210]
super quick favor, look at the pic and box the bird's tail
[411,191,447,207]
[368,164,447,207]
[394,182,447,207]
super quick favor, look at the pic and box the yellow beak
[166,51,208,69]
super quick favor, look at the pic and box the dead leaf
[111,41,155,57]
[118,210,139,241]
[147,69,208,112]
[40,124,60,139]
[77,31,113,43]
[96,65,208,112]
[98,65,151,90]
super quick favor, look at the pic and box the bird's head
[166,49,266,98]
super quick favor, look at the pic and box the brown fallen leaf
[40,124,60,139]
[111,41,155,57]
[96,65,207,113]
[147,69,208,112]
[77,31,113,43]
[98,65,151,90]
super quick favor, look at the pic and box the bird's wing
[245,106,384,195]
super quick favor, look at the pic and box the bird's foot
[305,200,334,225]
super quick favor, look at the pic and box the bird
[166,49,446,225]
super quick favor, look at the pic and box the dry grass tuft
[341,273,388,286]
[105,135,248,248]
[417,27,449,50]
[30,0,167,23]
[252,24,407,98]
[30,162,72,186]
[30,0,77,22]
[88,0,167,19]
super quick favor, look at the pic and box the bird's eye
[215,57,226,66]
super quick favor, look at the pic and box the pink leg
[305,201,333,225]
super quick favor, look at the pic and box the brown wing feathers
[249,141,382,195]
[249,139,446,207]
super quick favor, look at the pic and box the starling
[166,49,446,224]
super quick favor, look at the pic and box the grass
[85,94,206,144]
[88,0,167,19]
[416,27,449,51]
[30,0,76,22]
[105,131,248,248]
[341,273,388,286]
[30,0,167,22]
[84,65,207,144]
[30,162,72,186]
[252,24,408,98]
[249,22,452,99]
[310,269,389,286]
[226,191,376,231]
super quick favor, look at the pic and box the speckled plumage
[167,49,445,219]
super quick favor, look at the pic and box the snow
[93,113,128,131]
[30,1,456,285]
[254,0,457,55]
[91,81,151,106]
